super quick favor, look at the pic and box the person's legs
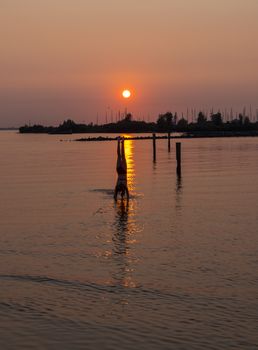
[117,137,121,157]
[121,137,127,172]
[116,137,122,172]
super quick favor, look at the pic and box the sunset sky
[1,0,258,127]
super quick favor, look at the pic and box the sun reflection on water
[122,135,135,192]
[111,136,140,289]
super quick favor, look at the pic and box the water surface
[0,131,258,349]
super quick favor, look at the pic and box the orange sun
[122,89,131,99]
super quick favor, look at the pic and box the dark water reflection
[112,200,137,288]
[113,200,130,255]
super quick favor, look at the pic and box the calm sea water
[0,131,258,349]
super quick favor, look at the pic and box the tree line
[19,111,258,134]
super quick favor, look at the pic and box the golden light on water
[122,136,135,192]
[103,135,138,290]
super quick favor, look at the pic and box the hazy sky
[1,0,258,126]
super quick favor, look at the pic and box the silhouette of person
[114,137,129,201]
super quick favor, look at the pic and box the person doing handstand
[114,137,129,201]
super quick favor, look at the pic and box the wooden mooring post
[176,142,181,175]
[152,133,156,162]
[168,132,171,152]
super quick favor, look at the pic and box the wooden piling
[153,133,156,162]
[176,142,181,175]
[168,132,171,152]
